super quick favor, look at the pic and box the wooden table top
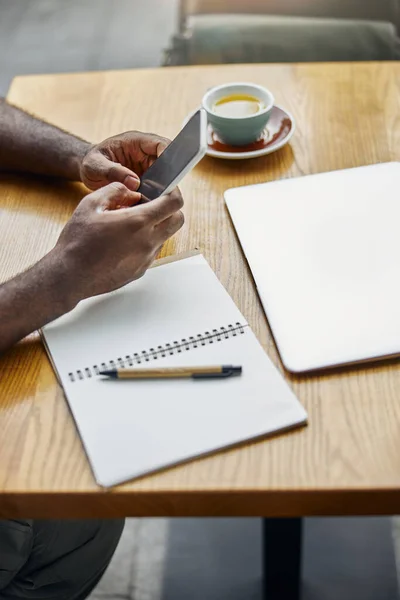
[2,62,400,518]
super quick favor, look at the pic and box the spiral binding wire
[68,322,246,382]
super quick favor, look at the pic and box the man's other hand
[54,182,183,303]
[80,132,169,192]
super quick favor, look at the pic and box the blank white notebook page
[225,162,400,372]
[42,254,306,487]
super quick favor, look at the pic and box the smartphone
[138,109,207,202]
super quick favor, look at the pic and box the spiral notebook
[42,253,306,487]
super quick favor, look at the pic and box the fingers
[137,133,170,158]
[84,151,140,191]
[82,132,170,190]
[133,188,184,225]
[155,210,185,242]
[80,184,184,246]
[84,182,141,212]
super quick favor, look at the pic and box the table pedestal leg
[262,518,303,600]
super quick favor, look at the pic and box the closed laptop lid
[225,162,400,372]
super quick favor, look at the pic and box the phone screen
[138,110,204,201]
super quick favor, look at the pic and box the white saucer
[184,105,295,160]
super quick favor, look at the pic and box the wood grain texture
[2,63,400,518]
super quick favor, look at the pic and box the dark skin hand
[0,99,183,354]
[81,131,169,193]
[0,184,184,353]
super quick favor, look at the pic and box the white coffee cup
[202,82,274,146]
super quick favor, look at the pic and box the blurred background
[0,0,178,94]
[1,0,399,95]
[1,1,400,599]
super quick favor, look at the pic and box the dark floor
[163,518,398,600]
[91,517,399,599]
[1,1,399,598]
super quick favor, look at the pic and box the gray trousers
[0,519,124,600]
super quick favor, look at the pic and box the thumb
[86,182,141,212]
[82,151,140,192]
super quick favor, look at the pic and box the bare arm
[0,252,77,352]
[0,97,90,179]
[0,98,169,189]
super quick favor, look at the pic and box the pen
[99,365,242,379]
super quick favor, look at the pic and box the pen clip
[192,372,233,379]
[192,368,241,379]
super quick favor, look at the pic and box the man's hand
[80,132,169,192]
[55,182,183,301]
[0,183,183,353]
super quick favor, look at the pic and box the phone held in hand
[138,109,207,202]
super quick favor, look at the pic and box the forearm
[0,251,78,354]
[0,98,90,179]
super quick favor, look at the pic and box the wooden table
[2,62,400,520]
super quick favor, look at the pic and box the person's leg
[0,519,124,600]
